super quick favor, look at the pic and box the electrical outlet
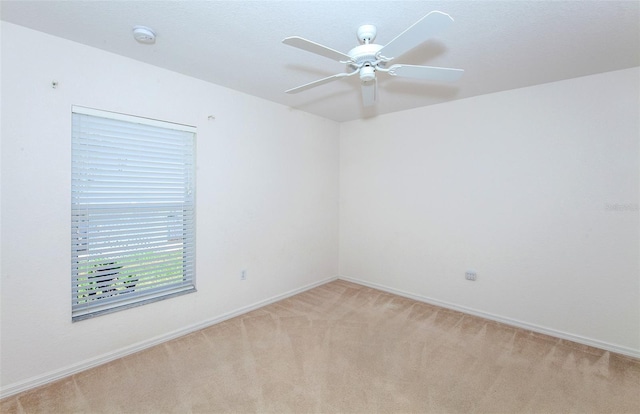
[465,270,477,281]
[241,270,247,281]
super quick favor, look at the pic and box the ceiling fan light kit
[359,65,376,82]
[282,11,464,107]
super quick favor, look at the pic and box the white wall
[340,67,640,356]
[0,22,339,394]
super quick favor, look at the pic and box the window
[71,106,196,321]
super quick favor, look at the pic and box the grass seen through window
[75,249,185,304]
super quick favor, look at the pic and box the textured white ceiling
[2,1,638,122]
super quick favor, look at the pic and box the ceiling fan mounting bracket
[356,24,377,44]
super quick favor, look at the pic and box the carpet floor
[2,279,639,413]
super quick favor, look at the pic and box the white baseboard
[339,276,640,360]
[0,276,338,399]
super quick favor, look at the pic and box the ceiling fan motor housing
[347,43,384,81]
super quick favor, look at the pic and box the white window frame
[71,106,196,321]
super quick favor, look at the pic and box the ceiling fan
[282,11,464,107]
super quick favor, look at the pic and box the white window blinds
[71,106,196,321]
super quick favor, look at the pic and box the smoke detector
[133,26,156,44]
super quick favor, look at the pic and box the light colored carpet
[2,280,639,413]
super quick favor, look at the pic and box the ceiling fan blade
[285,73,350,94]
[388,64,464,82]
[378,11,454,60]
[361,78,377,107]
[283,36,352,62]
